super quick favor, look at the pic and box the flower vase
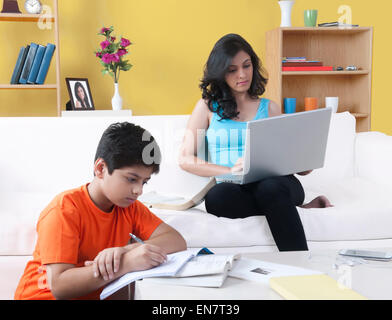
[111,82,123,111]
[278,0,294,27]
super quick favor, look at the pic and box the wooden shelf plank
[0,84,58,89]
[0,13,55,22]
[280,27,372,33]
[282,70,369,76]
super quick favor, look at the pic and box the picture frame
[65,78,95,111]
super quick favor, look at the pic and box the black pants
[205,175,308,252]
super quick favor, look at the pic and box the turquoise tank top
[206,98,269,168]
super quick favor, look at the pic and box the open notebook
[139,177,216,211]
[100,247,213,300]
[143,253,240,288]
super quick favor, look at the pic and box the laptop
[215,108,332,184]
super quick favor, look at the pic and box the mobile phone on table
[338,249,392,261]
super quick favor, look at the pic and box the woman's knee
[254,177,291,201]
[205,183,240,213]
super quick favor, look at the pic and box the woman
[179,34,332,252]
[74,82,91,109]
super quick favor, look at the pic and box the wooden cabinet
[0,0,61,116]
[265,27,373,132]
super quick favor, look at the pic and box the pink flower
[111,36,116,42]
[100,27,110,34]
[120,37,131,47]
[95,51,103,58]
[117,48,127,56]
[112,53,120,63]
[101,53,120,64]
[102,53,113,64]
[100,40,111,50]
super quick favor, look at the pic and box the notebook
[269,274,368,300]
[100,247,213,300]
[143,253,240,288]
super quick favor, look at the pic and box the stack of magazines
[318,22,359,27]
[282,57,333,71]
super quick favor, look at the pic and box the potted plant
[95,26,132,110]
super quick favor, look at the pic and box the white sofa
[1,112,392,300]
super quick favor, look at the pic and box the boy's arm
[124,222,187,253]
[144,222,187,253]
[46,243,166,300]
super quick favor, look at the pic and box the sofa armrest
[355,131,392,187]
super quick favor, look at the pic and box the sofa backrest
[0,112,356,255]
[0,115,209,196]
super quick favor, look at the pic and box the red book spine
[282,66,334,71]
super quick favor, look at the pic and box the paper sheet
[228,258,322,283]
[100,248,202,300]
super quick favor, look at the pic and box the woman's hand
[296,170,313,176]
[231,157,244,174]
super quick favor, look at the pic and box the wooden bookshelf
[0,13,55,22]
[265,27,373,132]
[0,0,61,116]
[0,84,57,89]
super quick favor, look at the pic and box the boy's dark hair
[94,122,161,174]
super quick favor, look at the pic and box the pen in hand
[129,233,145,244]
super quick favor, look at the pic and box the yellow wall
[0,0,391,134]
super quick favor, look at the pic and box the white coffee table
[135,249,392,300]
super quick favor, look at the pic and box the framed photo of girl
[65,78,95,110]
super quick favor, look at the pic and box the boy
[14,122,187,300]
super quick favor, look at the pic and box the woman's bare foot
[300,196,334,209]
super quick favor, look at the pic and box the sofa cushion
[149,177,392,247]
[0,192,54,255]
[296,112,356,187]
[355,131,392,188]
[0,256,32,300]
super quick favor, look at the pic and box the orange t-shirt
[14,184,163,300]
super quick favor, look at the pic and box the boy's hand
[86,247,128,281]
[127,244,167,272]
[84,244,167,281]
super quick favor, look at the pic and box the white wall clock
[24,0,42,14]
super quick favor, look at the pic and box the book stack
[10,42,56,85]
[282,57,333,71]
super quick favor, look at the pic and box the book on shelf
[35,43,56,84]
[139,177,216,211]
[318,22,359,28]
[100,247,214,300]
[282,61,323,67]
[282,66,333,71]
[10,45,30,84]
[18,42,38,84]
[283,57,306,61]
[27,44,46,84]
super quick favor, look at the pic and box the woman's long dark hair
[200,34,268,120]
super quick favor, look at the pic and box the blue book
[35,43,56,85]
[10,46,30,84]
[19,43,38,84]
[27,44,46,84]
